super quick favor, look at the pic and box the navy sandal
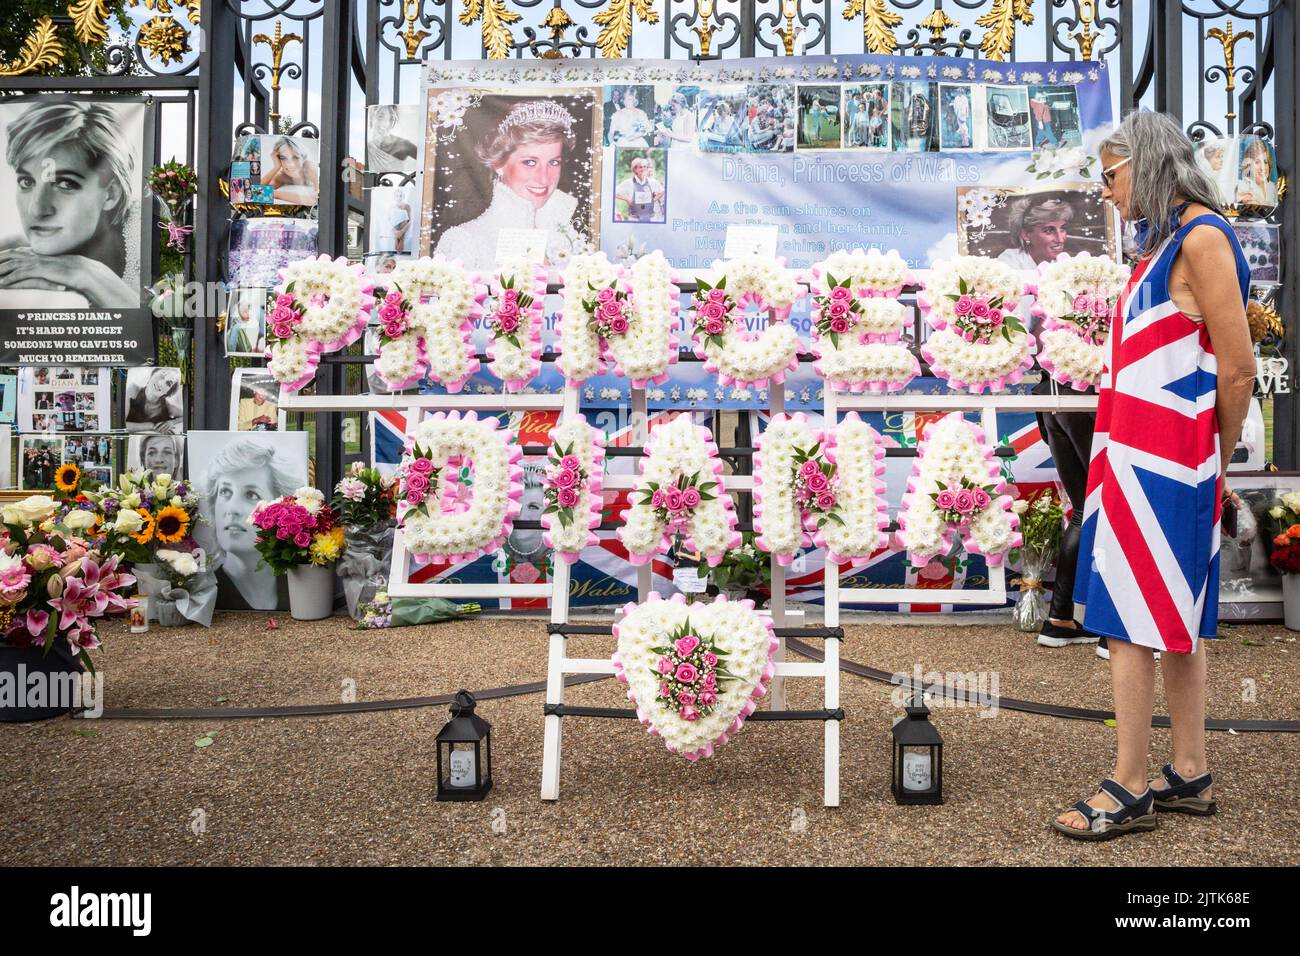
[1052,779,1159,841]
[1152,764,1217,816]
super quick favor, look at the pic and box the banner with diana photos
[411,54,1117,408]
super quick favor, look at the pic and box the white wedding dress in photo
[433,179,583,273]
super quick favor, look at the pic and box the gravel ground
[1,613,1297,866]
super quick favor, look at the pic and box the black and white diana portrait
[427,89,599,274]
[127,434,185,479]
[957,185,1115,271]
[367,104,421,174]
[188,430,308,611]
[0,96,149,310]
[124,366,184,435]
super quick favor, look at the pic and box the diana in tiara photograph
[429,92,598,273]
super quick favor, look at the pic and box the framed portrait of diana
[421,88,601,275]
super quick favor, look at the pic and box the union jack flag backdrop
[371,402,1064,612]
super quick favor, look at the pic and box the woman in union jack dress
[1053,111,1254,841]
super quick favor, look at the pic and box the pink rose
[378,304,400,323]
[560,455,580,471]
[954,295,975,316]
[698,690,717,707]
[651,488,667,509]
[704,318,725,336]
[829,286,852,302]
[598,300,623,322]
[1092,296,1111,318]
[701,300,726,321]
[658,656,673,675]
[271,305,296,325]
[680,705,699,721]
[971,299,990,318]
[272,322,295,339]
[973,488,991,509]
[707,288,727,303]
[829,316,851,334]
[816,491,837,511]
[674,662,698,684]
[954,490,976,514]
[557,486,579,508]
[405,490,424,506]
[806,471,829,494]
[275,293,295,309]
[702,672,716,689]
[1072,292,1091,313]
[675,634,700,657]
[702,651,718,667]
[827,300,850,319]
[987,308,1002,325]
[596,287,616,303]
[660,683,671,698]
[665,489,684,512]
[405,471,430,495]
[502,288,519,304]
[799,460,820,479]
[410,457,434,475]
[294,530,311,548]
[680,487,701,509]
[936,489,956,510]
[383,320,405,339]
[553,468,578,489]
[677,691,696,707]
[497,313,519,333]
[608,315,630,335]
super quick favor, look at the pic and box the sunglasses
[1100,156,1131,187]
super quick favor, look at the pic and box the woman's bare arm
[1182,224,1255,475]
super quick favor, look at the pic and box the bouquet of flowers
[0,494,136,670]
[94,470,201,567]
[149,159,198,251]
[932,477,997,527]
[249,488,345,575]
[1264,492,1300,574]
[332,462,398,527]
[141,547,221,627]
[332,463,399,619]
[1010,489,1066,632]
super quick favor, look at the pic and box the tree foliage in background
[2,1,132,75]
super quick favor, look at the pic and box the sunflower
[54,463,81,494]
[154,505,191,544]
[131,509,155,544]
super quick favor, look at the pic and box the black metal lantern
[891,702,943,805]
[435,690,492,801]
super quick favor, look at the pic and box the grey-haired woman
[1053,111,1254,841]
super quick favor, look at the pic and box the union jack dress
[1073,211,1251,653]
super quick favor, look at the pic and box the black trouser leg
[1035,408,1097,622]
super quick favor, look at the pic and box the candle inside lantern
[902,749,932,791]
[448,747,477,788]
